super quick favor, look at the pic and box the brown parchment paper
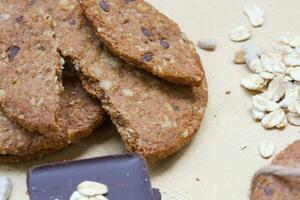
[0,0,300,199]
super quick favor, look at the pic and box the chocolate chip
[28,0,36,6]
[15,16,24,24]
[70,19,77,26]
[160,39,170,49]
[143,52,153,62]
[125,0,135,3]
[263,187,273,196]
[141,27,153,37]
[7,46,21,62]
[99,0,110,12]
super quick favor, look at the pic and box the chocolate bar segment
[27,154,160,200]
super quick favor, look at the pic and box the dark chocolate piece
[152,188,162,200]
[27,154,160,200]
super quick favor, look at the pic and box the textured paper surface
[1,0,300,199]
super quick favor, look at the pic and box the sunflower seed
[197,38,217,51]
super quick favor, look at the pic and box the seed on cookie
[0,13,10,21]
[160,39,170,49]
[15,16,24,24]
[0,89,6,102]
[99,0,110,12]
[80,0,204,86]
[143,52,153,62]
[141,27,153,37]
[7,45,21,62]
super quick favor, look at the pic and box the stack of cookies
[0,0,208,162]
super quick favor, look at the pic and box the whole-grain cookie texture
[0,65,105,163]
[80,0,204,86]
[2,0,207,162]
[251,140,300,200]
[80,49,208,162]
[0,13,63,135]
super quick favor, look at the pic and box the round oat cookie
[0,66,105,162]
[80,49,208,162]
[0,12,63,135]
[251,140,300,200]
[80,0,204,86]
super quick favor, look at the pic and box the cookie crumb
[240,143,248,150]
[225,90,231,95]
[234,49,246,64]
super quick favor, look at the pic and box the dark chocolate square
[27,154,160,200]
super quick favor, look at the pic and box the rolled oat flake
[259,140,275,159]
[0,176,12,200]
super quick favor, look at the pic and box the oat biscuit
[0,13,63,135]
[80,49,208,162]
[3,0,207,162]
[80,0,204,86]
[0,65,105,162]
[251,140,300,199]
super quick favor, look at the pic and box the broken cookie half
[80,48,208,162]
[0,13,63,135]
[80,0,204,86]
[0,64,105,163]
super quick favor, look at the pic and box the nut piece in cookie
[80,0,204,86]
[0,13,63,135]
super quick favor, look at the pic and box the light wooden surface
[1,0,300,199]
